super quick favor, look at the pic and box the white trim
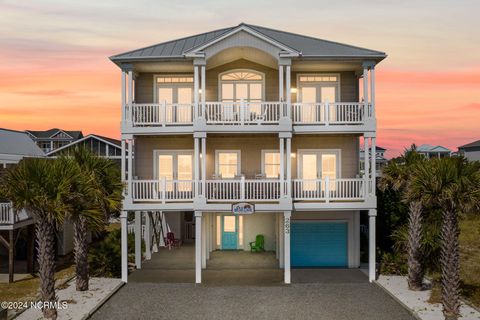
[296,73,341,103]
[218,69,265,102]
[297,149,342,179]
[184,25,300,57]
[46,134,122,156]
[261,149,280,178]
[48,129,74,139]
[215,150,241,177]
[152,149,194,180]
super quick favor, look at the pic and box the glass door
[299,151,339,194]
[157,152,193,192]
[221,215,238,250]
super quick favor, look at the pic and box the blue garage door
[291,221,348,267]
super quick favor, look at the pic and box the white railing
[131,179,195,203]
[205,101,282,125]
[205,179,284,202]
[130,103,193,126]
[292,178,366,202]
[0,203,14,224]
[292,102,371,125]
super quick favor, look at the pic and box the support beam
[362,65,369,104]
[144,211,151,260]
[194,138,200,197]
[127,139,133,198]
[364,137,370,182]
[121,140,126,187]
[135,211,142,269]
[121,70,126,122]
[284,211,291,284]
[26,224,34,274]
[370,66,376,117]
[286,138,292,197]
[279,65,284,102]
[371,137,377,186]
[195,211,202,284]
[201,65,206,118]
[279,213,284,268]
[280,137,285,196]
[369,209,377,282]
[286,65,291,118]
[121,212,128,282]
[9,230,14,283]
[194,66,199,117]
[202,214,206,269]
[201,137,206,197]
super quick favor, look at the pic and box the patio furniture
[249,234,265,252]
[165,231,182,250]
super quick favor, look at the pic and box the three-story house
[110,23,386,284]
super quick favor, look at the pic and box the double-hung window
[216,151,241,179]
[262,150,281,178]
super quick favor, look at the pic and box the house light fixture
[290,87,297,94]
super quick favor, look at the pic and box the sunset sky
[1,0,479,157]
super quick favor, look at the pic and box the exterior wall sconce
[290,88,297,94]
[291,152,296,158]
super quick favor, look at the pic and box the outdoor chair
[165,231,182,250]
[249,234,265,252]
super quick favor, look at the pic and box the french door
[157,151,193,192]
[299,151,338,192]
[157,85,193,123]
[298,85,337,123]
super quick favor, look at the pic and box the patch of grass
[459,214,480,308]
[0,264,75,303]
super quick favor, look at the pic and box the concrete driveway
[91,280,415,320]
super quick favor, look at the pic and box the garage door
[291,221,348,267]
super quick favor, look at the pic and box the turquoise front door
[221,215,238,250]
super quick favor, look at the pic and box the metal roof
[458,139,480,149]
[0,128,45,158]
[46,134,122,156]
[25,128,83,140]
[110,23,386,62]
[417,144,452,153]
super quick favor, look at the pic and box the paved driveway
[91,281,415,320]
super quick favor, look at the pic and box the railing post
[325,176,330,203]
[162,177,166,204]
[325,99,330,126]
[240,99,245,124]
[241,176,245,201]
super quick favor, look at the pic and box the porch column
[371,137,377,185]
[364,136,370,182]
[280,137,285,196]
[121,70,126,123]
[127,69,134,125]
[195,211,202,283]
[127,138,133,198]
[9,230,14,283]
[121,211,128,282]
[286,137,292,197]
[279,213,284,268]
[285,65,291,118]
[144,211,151,260]
[135,211,142,269]
[194,138,200,197]
[362,63,369,105]
[121,139,126,190]
[194,65,199,118]
[202,214,207,269]
[201,137,206,197]
[284,211,291,284]
[368,209,377,282]
[201,65,206,118]
[369,65,376,118]
[279,65,284,102]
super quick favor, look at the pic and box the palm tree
[408,157,480,319]
[59,147,122,291]
[379,146,426,290]
[0,158,77,319]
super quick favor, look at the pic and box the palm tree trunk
[74,216,89,291]
[441,209,461,320]
[407,201,423,290]
[36,218,57,319]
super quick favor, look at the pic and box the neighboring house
[360,146,388,176]
[0,128,42,282]
[26,128,83,153]
[110,23,385,284]
[458,140,480,162]
[416,144,452,158]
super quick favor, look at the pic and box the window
[216,151,240,178]
[298,150,340,191]
[155,75,194,123]
[155,150,193,191]
[297,74,340,122]
[156,76,193,83]
[219,70,264,102]
[262,150,281,178]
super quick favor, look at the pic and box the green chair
[249,234,265,252]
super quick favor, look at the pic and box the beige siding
[134,134,359,179]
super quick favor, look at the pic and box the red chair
[165,232,181,250]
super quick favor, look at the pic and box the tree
[0,158,77,319]
[408,157,480,319]
[379,146,426,290]
[59,147,122,291]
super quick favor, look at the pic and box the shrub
[379,252,408,275]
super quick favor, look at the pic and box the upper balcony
[124,100,374,134]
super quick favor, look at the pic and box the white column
[371,137,377,184]
[280,137,285,196]
[201,65,206,118]
[362,65,369,104]
[121,140,126,186]
[144,211,151,260]
[135,211,142,269]
[121,70,126,122]
[284,211,291,284]
[201,137,206,196]
[194,138,200,197]
[364,137,370,180]
[195,211,202,283]
[279,65,284,102]
[279,213,284,268]
[202,214,206,269]
[286,137,291,197]
[127,139,133,198]
[275,214,279,259]
[121,212,128,282]
[285,65,291,118]
[128,70,134,124]
[368,209,377,282]
[370,66,375,118]
[194,65,199,118]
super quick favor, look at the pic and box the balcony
[122,101,375,134]
[0,203,32,229]
[127,178,373,210]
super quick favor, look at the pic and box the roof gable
[459,139,480,149]
[46,134,122,156]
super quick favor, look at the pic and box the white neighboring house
[416,144,452,158]
[0,128,43,282]
[360,146,387,177]
[458,140,480,162]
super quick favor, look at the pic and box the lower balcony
[0,203,33,229]
[128,178,373,210]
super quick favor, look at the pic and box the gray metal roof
[0,128,45,157]
[25,128,83,140]
[110,23,386,62]
[417,144,452,153]
[459,139,480,149]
